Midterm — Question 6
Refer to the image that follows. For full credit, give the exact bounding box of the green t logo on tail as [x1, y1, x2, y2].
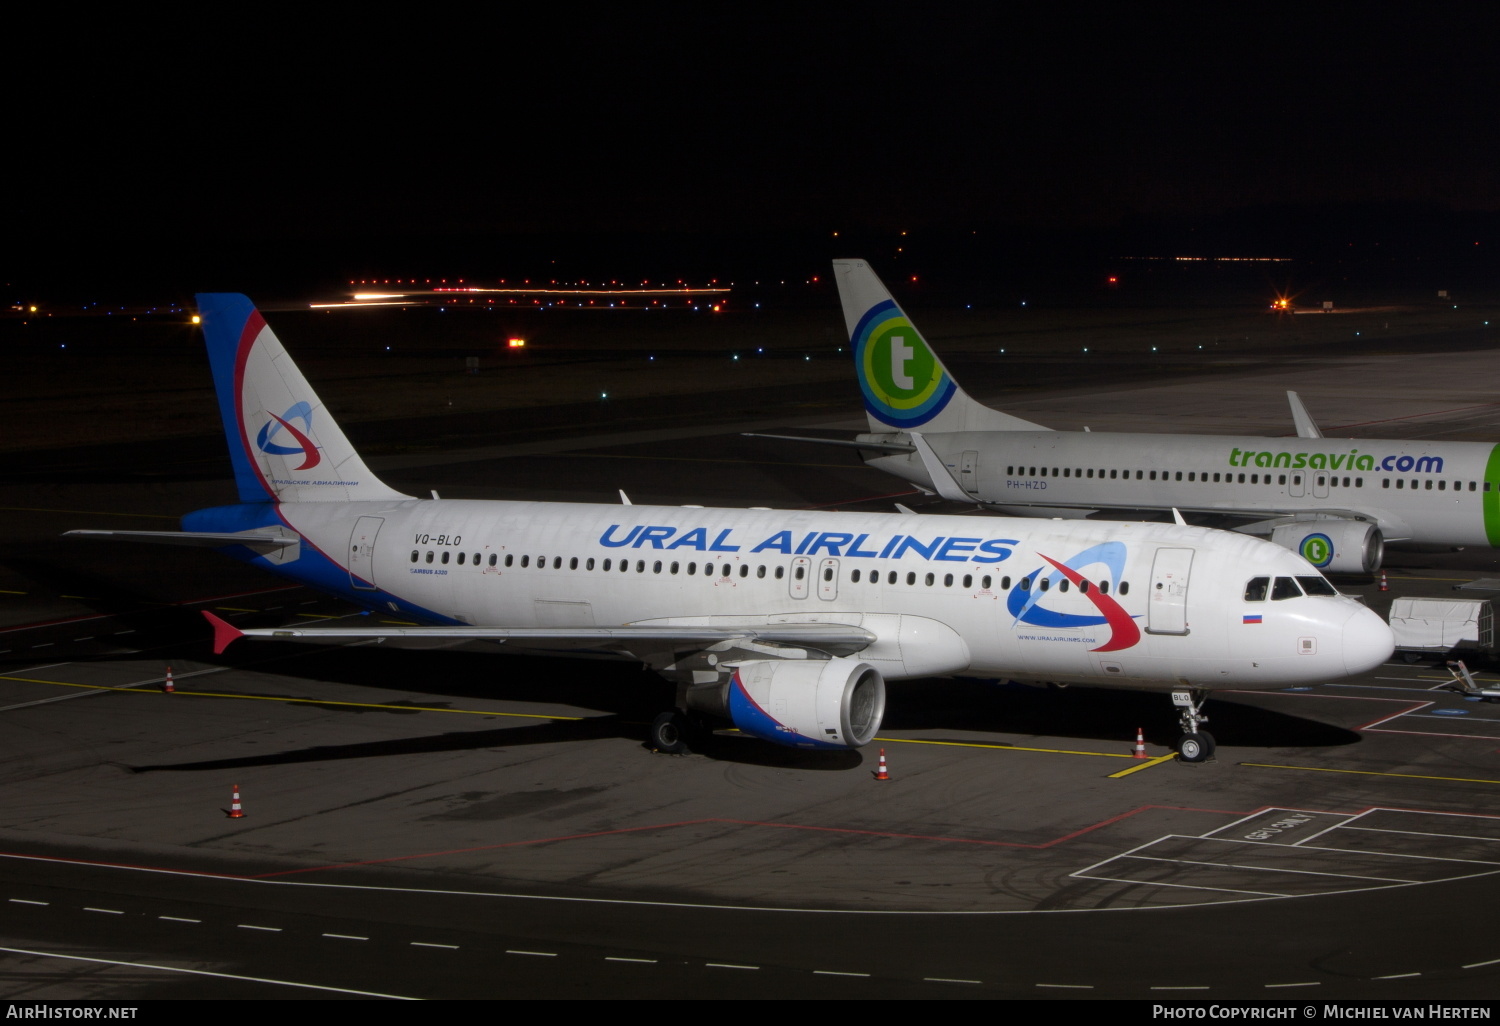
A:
[854, 300, 956, 428]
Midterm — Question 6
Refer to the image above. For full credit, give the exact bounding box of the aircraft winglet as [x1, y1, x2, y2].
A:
[1288, 391, 1323, 439]
[202, 610, 246, 655]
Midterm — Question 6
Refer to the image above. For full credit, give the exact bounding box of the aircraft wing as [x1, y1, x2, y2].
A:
[203, 611, 875, 657]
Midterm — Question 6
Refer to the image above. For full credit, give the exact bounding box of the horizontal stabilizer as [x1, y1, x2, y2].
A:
[65, 529, 296, 552]
[203, 610, 875, 658]
[742, 432, 915, 454]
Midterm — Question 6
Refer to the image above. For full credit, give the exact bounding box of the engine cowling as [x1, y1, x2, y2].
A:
[713, 658, 886, 750]
[1271, 521, 1383, 573]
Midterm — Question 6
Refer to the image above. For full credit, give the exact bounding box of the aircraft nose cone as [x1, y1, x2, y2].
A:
[1343, 604, 1395, 676]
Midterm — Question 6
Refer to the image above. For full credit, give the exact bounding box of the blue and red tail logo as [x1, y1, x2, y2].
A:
[1007, 541, 1142, 652]
[255, 401, 321, 470]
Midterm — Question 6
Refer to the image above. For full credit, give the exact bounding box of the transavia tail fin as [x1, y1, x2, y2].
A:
[832, 259, 1048, 435]
[196, 294, 413, 504]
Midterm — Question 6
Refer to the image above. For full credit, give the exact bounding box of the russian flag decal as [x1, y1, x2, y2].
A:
[1243, 614, 1263, 624]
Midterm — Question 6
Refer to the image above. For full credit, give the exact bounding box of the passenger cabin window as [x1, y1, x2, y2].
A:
[1244, 577, 1269, 602]
[1271, 577, 1303, 601]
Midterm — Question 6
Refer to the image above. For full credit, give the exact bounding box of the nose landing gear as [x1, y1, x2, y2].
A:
[1171, 688, 1215, 763]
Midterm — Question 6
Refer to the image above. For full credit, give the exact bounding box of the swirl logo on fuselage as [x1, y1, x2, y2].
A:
[854, 299, 956, 428]
[1006, 541, 1142, 653]
[255, 401, 321, 470]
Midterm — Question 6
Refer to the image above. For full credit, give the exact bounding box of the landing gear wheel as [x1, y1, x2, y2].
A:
[649, 710, 690, 754]
[1176, 731, 1215, 763]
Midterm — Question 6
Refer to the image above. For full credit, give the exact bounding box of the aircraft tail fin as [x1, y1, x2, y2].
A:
[832, 259, 1048, 434]
[196, 294, 413, 504]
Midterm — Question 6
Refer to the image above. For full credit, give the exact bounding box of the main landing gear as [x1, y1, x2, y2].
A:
[648, 710, 714, 755]
[1171, 688, 1215, 763]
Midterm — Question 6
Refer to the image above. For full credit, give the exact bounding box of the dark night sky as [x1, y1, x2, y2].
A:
[8, 8, 1499, 292]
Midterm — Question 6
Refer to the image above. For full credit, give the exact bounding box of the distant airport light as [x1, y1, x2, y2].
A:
[507, 338, 526, 348]
[191, 314, 201, 324]
[353, 293, 407, 300]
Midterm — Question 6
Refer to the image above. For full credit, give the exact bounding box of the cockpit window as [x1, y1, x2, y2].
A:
[1296, 575, 1338, 597]
[1271, 576, 1304, 600]
[1244, 577, 1269, 602]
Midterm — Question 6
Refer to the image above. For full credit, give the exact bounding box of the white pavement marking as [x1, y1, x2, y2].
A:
[1128, 853, 1425, 885]
[813, 970, 870, 977]
[706, 963, 759, 970]
[323, 933, 368, 940]
[1342, 824, 1500, 846]
[411, 942, 459, 950]
[924, 977, 982, 984]
[1072, 870, 1293, 898]
[84, 907, 123, 914]
[1462, 958, 1500, 969]
[237, 924, 282, 932]
[159, 916, 200, 923]
[1376, 972, 1421, 979]
[605, 957, 657, 963]
[8, 899, 47, 906]
[0, 943, 416, 999]
[506, 950, 555, 957]
[1152, 985, 1209, 990]
[1037, 983, 1093, 989]
[1265, 981, 1320, 988]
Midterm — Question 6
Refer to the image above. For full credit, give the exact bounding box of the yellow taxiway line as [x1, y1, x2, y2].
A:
[1107, 753, 1178, 777]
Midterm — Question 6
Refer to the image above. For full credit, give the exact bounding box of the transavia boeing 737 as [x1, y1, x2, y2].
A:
[67, 294, 1393, 763]
[755, 259, 1500, 575]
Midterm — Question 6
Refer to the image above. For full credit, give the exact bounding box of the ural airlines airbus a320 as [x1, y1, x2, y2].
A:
[757, 259, 1500, 575]
[67, 294, 1393, 762]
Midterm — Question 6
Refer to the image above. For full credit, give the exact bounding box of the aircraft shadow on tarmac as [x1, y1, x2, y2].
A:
[120, 656, 1355, 777]
[882, 678, 1364, 751]
[2, 552, 1359, 766]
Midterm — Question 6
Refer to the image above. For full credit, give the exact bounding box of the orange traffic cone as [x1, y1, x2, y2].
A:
[1379, 571, 1389, 592]
[227, 785, 245, 819]
[873, 748, 890, 781]
[162, 666, 175, 694]
[1132, 727, 1147, 759]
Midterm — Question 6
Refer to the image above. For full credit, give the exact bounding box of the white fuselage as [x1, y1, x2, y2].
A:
[259, 499, 1389, 693]
[871, 431, 1500, 548]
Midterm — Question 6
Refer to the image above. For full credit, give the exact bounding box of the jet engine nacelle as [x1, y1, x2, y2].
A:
[713, 658, 886, 750]
[1271, 521, 1383, 573]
